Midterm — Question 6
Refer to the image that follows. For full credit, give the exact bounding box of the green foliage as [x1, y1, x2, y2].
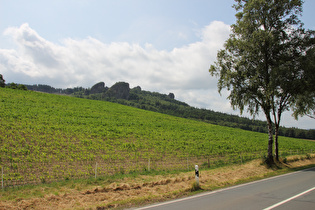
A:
[190, 181, 202, 192]
[288, 23, 315, 120]
[7, 83, 18, 89]
[0, 74, 5, 88]
[18, 84, 28, 90]
[211, 0, 314, 117]
[281, 157, 287, 164]
[260, 154, 274, 168]
[6, 83, 28, 91]
[210, 0, 315, 161]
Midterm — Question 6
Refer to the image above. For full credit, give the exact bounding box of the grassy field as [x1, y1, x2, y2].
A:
[1, 88, 315, 186]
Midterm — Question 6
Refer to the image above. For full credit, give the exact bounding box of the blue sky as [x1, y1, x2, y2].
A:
[0, 0, 314, 129]
[0, 0, 237, 50]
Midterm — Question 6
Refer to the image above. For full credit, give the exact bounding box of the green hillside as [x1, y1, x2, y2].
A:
[24, 82, 315, 140]
[0, 88, 314, 186]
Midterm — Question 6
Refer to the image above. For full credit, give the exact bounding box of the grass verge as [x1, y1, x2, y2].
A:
[0, 155, 314, 210]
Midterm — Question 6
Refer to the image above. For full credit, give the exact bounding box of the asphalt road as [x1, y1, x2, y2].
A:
[135, 167, 315, 210]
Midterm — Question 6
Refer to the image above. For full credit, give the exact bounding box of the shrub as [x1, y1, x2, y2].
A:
[190, 181, 201, 192]
[261, 154, 274, 168]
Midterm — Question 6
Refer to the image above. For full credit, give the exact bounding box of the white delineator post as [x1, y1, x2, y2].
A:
[195, 165, 199, 186]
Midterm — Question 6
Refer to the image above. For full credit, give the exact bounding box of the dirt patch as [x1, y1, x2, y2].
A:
[1, 157, 314, 210]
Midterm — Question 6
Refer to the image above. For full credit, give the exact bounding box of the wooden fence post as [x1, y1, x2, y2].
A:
[187, 157, 189, 171]
[95, 162, 97, 179]
[148, 157, 150, 171]
[2, 166, 3, 190]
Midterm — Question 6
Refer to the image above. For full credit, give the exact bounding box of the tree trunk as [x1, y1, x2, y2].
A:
[274, 110, 282, 162]
[266, 113, 274, 164]
[274, 125, 279, 161]
[275, 120, 280, 161]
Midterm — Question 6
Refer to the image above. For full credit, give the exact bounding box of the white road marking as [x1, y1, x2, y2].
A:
[263, 186, 315, 210]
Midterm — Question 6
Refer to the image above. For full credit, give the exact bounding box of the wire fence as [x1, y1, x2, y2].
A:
[1, 149, 313, 188]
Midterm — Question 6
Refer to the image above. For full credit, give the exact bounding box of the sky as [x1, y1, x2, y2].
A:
[0, 0, 314, 129]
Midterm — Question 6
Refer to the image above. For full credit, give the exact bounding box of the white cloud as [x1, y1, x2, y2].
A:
[0, 22, 313, 129]
[1, 21, 230, 89]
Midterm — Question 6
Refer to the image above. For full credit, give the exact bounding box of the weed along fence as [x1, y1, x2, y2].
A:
[1, 150, 312, 188]
[1, 155, 247, 188]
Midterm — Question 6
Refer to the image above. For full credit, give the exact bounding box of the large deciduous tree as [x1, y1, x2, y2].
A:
[0, 74, 5, 88]
[209, 0, 315, 163]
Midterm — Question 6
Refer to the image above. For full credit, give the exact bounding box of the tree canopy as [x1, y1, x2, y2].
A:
[0, 74, 5, 88]
[210, 0, 315, 163]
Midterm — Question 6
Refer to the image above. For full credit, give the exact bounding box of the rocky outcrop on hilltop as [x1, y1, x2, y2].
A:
[105, 82, 130, 100]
